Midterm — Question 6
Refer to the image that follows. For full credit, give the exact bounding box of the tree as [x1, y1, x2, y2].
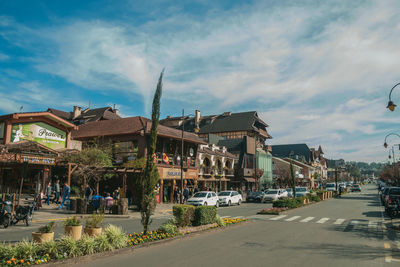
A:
[290, 160, 296, 198]
[62, 146, 113, 194]
[140, 70, 163, 234]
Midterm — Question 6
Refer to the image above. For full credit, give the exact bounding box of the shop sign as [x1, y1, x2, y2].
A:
[21, 155, 56, 165]
[11, 122, 66, 150]
[160, 167, 198, 179]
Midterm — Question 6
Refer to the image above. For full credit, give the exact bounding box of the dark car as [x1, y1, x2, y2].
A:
[385, 187, 400, 212]
[381, 187, 391, 205]
[246, 192, 266, 203]
[351, 184, 361, 192]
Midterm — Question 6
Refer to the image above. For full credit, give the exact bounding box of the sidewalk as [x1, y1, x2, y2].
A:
[31, 202, 175, 223]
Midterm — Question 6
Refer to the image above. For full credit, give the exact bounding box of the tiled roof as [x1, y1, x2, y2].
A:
[271, 144, 311, 163]
[47, 108, 72, 120]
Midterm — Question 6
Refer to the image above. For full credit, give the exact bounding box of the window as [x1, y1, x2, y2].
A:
[113, 141, 139, 164]
[0, 122, 4, 139]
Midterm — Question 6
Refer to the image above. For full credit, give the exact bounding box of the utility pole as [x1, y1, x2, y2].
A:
[335, 162, 338, 192]
[180, 109, 184, 204]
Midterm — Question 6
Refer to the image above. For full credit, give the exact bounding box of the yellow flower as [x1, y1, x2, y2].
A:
[6, 261, 11, 264]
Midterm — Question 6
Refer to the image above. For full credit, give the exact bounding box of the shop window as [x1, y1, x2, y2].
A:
[113, 140, 139, 164]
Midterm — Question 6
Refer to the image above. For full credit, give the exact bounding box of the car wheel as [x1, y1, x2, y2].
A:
[238, 200, 241, 205]
[228, 200, 231, 206]
[204, 202, 208, 206]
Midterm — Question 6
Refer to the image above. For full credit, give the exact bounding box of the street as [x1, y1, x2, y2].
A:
[54, 184, 399, 267]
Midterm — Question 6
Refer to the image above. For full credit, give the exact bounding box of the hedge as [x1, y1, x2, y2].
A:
[309, 195, 321, 202]
[193, 206, 217, 226]
[272, 197, 304, 209]
[172, 205, 195, 227]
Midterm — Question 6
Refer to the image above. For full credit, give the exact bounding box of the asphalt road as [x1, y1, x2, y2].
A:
[70, 184, 400, 267]
[0, 197, 271, 243]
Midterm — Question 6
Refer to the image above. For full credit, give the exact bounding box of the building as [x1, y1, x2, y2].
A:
[48, 106, 121, 126]
[161, 110, 273, 190]
[0, 111, 76, 194]
[272, 157, 303, 188]
[71, 116, 206, 203]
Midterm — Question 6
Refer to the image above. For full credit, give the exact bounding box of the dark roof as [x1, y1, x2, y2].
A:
[72, 117, 206, 144]
[47, 107, 121, 124]
[47, 108, 72, 120]
[271, 144, 311, 163]
[3, 140, 59, 155]
[216, 139, 243, 154]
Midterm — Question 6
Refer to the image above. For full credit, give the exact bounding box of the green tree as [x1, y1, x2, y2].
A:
[140, 71, 163, 234]
[290, 160, 296, 198]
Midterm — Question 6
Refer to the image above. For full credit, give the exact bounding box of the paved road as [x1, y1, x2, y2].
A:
[71, 184, 400, 267]
[0, 198, 271, 242]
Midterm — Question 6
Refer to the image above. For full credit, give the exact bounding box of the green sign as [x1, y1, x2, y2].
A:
[11, 122, 66, 150]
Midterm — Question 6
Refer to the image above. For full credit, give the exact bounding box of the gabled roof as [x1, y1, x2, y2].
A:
[0, 112, 76, 129]
[47, 107, 121, 124]
[47, 108, 72, 121]
[72, 117, 206, 144]
[271, 144, 311, 163]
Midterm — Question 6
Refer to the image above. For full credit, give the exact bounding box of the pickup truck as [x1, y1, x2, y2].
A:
[384, 187, 400, 214]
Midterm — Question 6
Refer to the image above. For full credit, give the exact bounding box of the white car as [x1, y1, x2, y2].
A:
[264, 189, 288, 202]
[218, 191, 242, 206]
[325, 183, 336, 191]
[187, 191, 219, 207]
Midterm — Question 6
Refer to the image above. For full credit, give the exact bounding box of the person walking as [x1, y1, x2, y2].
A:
[173, 187, 179, 203]
[183, 186, 189, 203]
[53, 179, 60, 204]
[45, 182, 52, 205]
[59, 183, 71, 210]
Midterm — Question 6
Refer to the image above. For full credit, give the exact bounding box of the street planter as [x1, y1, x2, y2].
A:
[317, 192, 324, 200]
[32, 232, 54, 243]
[76, 198, 86, 214]
[65, 225, 82, 240]
[84, 227, 102, 237]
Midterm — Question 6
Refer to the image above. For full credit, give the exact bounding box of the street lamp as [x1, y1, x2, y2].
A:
[387, 83, 400, 111]
[383, 133, 400, 148]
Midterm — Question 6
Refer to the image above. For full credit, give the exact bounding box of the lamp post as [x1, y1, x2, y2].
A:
[387, 83, 400, 111]
[383, 133, 400, 148]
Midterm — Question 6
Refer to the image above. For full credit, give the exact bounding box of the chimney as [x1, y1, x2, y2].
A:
[195, 110, 201, 129]
[73, 106, 82, 119]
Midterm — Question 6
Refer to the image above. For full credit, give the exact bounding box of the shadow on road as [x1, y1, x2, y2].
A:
[361, 211, 383, 218]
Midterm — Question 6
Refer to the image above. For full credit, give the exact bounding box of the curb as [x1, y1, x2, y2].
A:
[32, 215, 132, 223]
[47, 220, 251, 266]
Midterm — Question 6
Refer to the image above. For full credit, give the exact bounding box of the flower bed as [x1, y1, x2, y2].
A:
[257, 207, 287, 215]
[222, 218, 248, 225]
[127, 230, 174, 246]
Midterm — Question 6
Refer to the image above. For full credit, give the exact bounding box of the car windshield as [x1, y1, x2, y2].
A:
[266, 190, 278, 194]
[297, 188, 307, 192]
[193, 193, 207, 198]
[218, 192, 231, 196]
[326, 184, 335, 187]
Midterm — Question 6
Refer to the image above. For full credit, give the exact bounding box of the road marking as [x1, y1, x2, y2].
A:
[285, 216, 301, 222]
[270, 215, 287, 221]
[384, 242, 391, 249]
[316, 217, 329, 224]
[334, 219, 345, 225]
[368, 221, 378, 228]
[300, 217, 314, 223]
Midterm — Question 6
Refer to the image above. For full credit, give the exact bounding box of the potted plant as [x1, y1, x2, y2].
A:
[32, 222, 55, 243]
[84, 213, 104, 237]
[64, 216, 82, 240]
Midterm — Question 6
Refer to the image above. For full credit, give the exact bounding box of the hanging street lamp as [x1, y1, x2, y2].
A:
[387, 83, 400, 111]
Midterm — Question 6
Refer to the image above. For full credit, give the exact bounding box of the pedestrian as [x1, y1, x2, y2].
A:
[113, 187, 120, 200]
[183, 186, 189, 203]
[84, 184, 92, 206]
[59, 183, 71, 210]
[105, 193, 114, 214]
[45, 182, 52, 205]
[173, 188, 178, 203]
[53, 179, 60, 204]
[339, 185, 343, 197]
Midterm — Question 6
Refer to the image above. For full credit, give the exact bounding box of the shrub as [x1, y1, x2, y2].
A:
[57, 235, 81, 257]
[14, 240, 38, 260]
[0, 242, 15, 260]
[38, 240, 59, 259]
[104, 225, 127, 249]
[310, 195, 321, 202]
[193, 206, 217, 226]
[38, 222, 56, 233]
[85, 213, 104, 228]
[159, 221, 178, 235]
[172, 204, 195, 227]
[216, 215, 225, 227]
[77, 235, 96, 255]
[272, 197, 303, 209]
[94, 234, 113, 252]
[64, 216, 81, 227]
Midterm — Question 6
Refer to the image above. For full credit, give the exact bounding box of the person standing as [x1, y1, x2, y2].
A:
[59, 183, 71, 210]
[53, 179, 60, 204]
[183, 186, 189, 203]
[173, 187, 178, 203]
[45, 182, 52, 205]
[84, 184, 92, 206]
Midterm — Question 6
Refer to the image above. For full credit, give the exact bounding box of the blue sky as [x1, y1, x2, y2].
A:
[1, 0, 400, 162]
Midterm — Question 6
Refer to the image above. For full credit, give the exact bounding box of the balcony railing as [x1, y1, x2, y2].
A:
[155, 152, 196, 167]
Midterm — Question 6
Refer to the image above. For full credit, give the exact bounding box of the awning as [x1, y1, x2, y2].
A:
[244, 178, 256, 183]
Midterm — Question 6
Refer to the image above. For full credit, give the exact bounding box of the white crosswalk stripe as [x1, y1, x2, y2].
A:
[300, 217, 315, 223]
[316, 217, 330, 224]
[368, 221, 378, 228]
[270, 215, 287, 221]
[349, 220, 359, 225]
[285, 216, 301, 222]
[334, 219, 345, 225]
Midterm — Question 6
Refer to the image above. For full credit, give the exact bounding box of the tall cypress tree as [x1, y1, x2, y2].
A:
[141, 70, 163, 234]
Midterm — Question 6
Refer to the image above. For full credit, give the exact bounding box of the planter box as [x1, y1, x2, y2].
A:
[65, 225, 82, 240]
[32, 232, 54, 243]
[84, 227, 102, 237]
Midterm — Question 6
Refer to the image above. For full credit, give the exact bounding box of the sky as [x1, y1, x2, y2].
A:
[0, 0, 400, 163]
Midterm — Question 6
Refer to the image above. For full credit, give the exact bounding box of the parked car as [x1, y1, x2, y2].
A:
[218, 191, 242, 206]
[325, 183, 336, 191]
[380, 187, 390, 205]
[351, 184, 361, 192]
[384, 187, 400, 214]
[187, 191, 219, 207]
[246, 192, 266, 203]
[295, 187, 309, 197]
[263, 189, 288, 202]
